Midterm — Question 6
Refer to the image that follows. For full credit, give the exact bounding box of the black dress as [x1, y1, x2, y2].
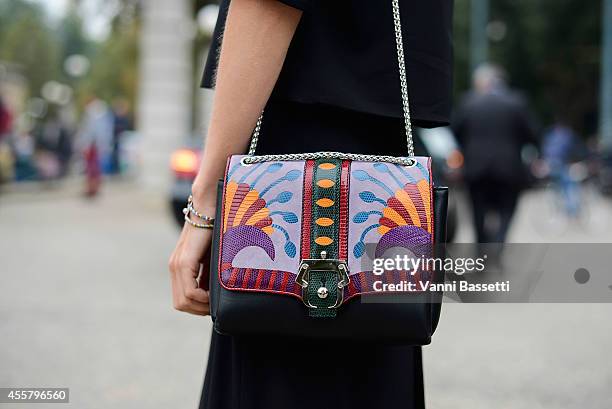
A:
[199, 1, 453, 408]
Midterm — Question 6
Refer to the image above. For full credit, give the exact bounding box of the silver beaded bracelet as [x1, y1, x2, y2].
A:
[183, 195, 215, 229]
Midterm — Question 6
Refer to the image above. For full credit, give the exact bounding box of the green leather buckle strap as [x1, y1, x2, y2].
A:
[309, 159, 340, 318]
[310, 159, 341, 260]
[306, 270, 339, 318]
[296, 253, 349, 318]
[296, 158, 350, 318]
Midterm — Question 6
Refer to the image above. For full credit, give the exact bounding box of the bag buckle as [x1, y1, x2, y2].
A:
[296, 251, 350, 309]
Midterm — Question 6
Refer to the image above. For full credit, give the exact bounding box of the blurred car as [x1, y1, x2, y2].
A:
[170, 144, 202, 226]
[170, 130, 460, 242]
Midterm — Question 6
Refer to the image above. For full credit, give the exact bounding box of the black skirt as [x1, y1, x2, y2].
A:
[199, 101, 426, 409]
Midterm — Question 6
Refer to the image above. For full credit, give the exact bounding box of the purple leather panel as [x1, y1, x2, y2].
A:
[221, 156, 304, 275]
[347, 158, 433, 275]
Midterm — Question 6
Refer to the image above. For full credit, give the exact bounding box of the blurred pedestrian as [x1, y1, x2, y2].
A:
[452, 64, 537, 243]
[542, 120, 581, 217]
[0, 96, 12, 141]
[110, 98, 133, 175]
[78, 96, 113, 197]
[36, 110, 72, 179]
[12, 131, 37, 181]
[0, 96, 15, 183]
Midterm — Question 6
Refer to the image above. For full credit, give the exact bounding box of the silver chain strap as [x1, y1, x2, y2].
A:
[247, 114, 263, 156]
[392, 0, 414, 157]
[244, 0, 414, 164]
[241, 151, 415, 166]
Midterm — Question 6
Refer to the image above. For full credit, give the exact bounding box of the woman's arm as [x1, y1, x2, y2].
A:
[169, 0, 302, 316]
[193, 0, 302, 214]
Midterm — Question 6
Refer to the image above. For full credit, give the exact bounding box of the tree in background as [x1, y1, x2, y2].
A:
[453, 0, 601, 137]
[59, 4, 93, 71]
[72, 0, 139, 116]
[0, 1, 61, 98]
[0, 0, 140, 115]
[77, 14, 140, 112]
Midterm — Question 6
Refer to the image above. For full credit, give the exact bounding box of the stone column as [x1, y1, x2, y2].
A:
[138, 0, 194, 190]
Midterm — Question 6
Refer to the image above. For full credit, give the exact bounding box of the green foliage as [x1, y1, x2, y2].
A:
[0, 0, 43, 39]
[0, 0, 140, 120]
[454, 0, 602, 135]
[0, 6, 61, 98]
[527, 0, 601, 133]
[59, 7, 93, 64]
[77, 18, 140, 111]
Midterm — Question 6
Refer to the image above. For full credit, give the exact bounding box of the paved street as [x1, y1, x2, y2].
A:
[0, 180, 210, 409]
[1, 180, 611, 409]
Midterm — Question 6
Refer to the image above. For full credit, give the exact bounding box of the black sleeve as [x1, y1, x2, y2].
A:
[201, 0, 230, 89]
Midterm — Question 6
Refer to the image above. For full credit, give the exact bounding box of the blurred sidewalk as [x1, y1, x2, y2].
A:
[0, 181, 611, 409]
[0, 179, 212, 409]
[429, 187, 612, 408]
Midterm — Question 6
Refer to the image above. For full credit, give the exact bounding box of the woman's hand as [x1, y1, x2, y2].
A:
[169, 221, 213, 316]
